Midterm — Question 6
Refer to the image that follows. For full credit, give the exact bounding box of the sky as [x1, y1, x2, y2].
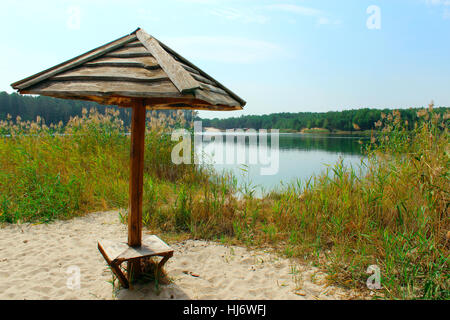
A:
[1, 0, 449, 119]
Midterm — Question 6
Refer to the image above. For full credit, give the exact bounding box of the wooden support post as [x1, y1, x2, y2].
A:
[128, 100, 146, 247]
[127, 100, 146, 281]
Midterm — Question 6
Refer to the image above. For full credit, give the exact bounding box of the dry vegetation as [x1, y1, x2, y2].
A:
[0, 105, 448, 299]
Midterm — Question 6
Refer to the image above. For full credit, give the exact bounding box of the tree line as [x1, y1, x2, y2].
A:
[199, 107, 449, 132]
[1, 91, 447, 132]
[0, 91, 196, 128]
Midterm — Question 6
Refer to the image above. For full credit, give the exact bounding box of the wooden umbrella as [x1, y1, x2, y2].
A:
[11, 28, 245, 287]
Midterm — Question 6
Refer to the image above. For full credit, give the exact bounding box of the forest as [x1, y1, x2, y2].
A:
[201, 107, 449, 132]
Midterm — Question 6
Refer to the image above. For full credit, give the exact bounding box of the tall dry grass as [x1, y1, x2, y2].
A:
[0, 108, 211, 223]
[138, 105, 449, 299]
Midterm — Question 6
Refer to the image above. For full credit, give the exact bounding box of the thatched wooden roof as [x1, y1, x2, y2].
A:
[11, 28, 245, 111]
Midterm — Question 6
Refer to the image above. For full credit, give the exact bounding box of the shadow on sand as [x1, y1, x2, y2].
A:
[116, 282, 191, 300]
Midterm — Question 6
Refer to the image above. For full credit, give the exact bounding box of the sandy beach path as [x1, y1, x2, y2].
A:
[0, 211, 359, 300]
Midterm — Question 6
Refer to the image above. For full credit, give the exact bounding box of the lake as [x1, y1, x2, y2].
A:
[197, 132, 367, 194]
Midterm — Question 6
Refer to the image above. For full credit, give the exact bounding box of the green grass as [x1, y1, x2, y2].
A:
[0, 106, 448, 299]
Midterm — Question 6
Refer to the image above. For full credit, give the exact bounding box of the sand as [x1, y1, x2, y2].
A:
[0, 211, 360, 300]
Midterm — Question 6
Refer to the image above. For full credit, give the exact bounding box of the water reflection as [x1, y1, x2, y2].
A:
[276, 133, 365, 154]
[197, 132, 367, 193]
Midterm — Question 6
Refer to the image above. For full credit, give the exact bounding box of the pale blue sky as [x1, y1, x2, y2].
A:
[1, 0, 449, 118]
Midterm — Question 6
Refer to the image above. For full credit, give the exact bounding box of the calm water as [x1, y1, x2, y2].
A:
[197, 132, 367, 193]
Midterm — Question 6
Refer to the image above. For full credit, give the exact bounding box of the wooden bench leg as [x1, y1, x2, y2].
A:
[158, 254, 171, 269]
[127, 258, 142, 285]
[98, 243, 129, 288]
[111, 262, 129, 289]
[156, 252, 173, 279]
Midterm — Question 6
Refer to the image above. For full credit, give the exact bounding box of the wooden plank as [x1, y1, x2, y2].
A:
[17, 89, 242, 110]
[180, 63, 200, 75]
[86, 57, 158, 66]
[148, 102, 241, 111]
[85, 61, 161, 70]
[136, 29, 200, 94]
[98, 236, 174, 262]
[12, 34, 137, 90]
[124, 43, 144, 48]
[190, 72, 216, 85]
[164, 104, 241, 111]
[98, 236, 174, 288]
[98, 240, 128, 261]
[27, 94, 136, 107]
[107, 46, 150, 55]
[156, 38, 246, 107]
[195, 89, 240, 107]
[199, 82, 228, 95]
[52, 65, 168, 82]
[124, 40, 144, 48]
[85, 57, 161, 70]
[50, 75, 169, 83]
[125, 40, 142, 45]
[104, 45, 153, 58]
[98, 241, 129, 288]
[25, 79, 182, 97]
[105, 52, 153, 58]
[120, 236, 173, 260]
[128, 101, 146, 248]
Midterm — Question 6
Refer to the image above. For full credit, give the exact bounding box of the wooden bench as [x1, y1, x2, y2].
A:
[98, 235, 174, 288]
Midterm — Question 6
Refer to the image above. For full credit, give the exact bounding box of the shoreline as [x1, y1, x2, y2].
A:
[200, 127, 376, 136]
